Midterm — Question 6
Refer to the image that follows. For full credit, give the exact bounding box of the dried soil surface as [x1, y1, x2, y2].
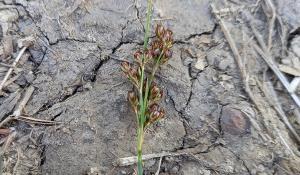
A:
[1, 0, 300, 175]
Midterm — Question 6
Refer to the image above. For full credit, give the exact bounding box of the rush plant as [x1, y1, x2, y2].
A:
[120, 0, 174, 174]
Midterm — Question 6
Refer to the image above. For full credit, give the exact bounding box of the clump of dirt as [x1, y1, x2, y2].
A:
[0, 0, 300, 174]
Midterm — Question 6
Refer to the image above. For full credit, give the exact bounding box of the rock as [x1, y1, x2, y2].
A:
[194, 55, 207, 71]
[87, 167, 99, 175]
[0, 9, 18, 23]
[221, 107, 251, 136]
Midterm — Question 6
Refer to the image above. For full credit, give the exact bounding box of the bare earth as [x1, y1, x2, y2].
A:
[1, 0, 300, 174]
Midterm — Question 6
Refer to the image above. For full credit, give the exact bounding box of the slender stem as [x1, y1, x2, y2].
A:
[137, 0, 153, 174]
[148, 52, 164, 86]
[137, 125, 144, 174]
[138, 67, 145, 124]
[142, 52, 164, 112]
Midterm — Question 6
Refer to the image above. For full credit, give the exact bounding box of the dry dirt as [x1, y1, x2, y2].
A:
[1, 0, 300, 175]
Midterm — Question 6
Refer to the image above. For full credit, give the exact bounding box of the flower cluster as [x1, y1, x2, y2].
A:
[121, 24, 174, 128]
[121, 62, 140, 89]
[151, 25, 173, 63]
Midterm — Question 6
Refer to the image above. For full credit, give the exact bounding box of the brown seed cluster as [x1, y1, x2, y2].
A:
[121, 24, 174, 127]
[151, 24, 173, 63]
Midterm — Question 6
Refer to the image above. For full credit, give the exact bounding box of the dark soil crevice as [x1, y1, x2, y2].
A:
[174, 23, 218, 44]
[188, 23, 217, 40]
[48, 37, 97, 46]
[90, 59, 106, 82]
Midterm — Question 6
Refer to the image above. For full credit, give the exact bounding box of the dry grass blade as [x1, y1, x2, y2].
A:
[17, 116, 60, 125]
[0, 47, 27, 95]
[115, 152, 184, 166]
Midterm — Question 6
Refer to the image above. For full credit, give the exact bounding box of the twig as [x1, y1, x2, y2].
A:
[155, 157, 163, 175]
[17, 116, 60, 125]
[115, 152, 186, 166]
[0, 47, 27, 94]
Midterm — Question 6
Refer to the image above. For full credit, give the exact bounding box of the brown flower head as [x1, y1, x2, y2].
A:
[134, 50, 143, 65]
[149, 25, 174, 64]
[149, 83, 163, 104]
[128, 90, 138, 114]
[145, 103, 165, 126]
[155, 24, 165, 39]
[121, 62, 140, 88]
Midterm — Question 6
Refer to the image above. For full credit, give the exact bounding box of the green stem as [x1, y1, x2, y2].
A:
[148, 51, 164, 86]
[137, 0, 153, 174]
[142, 51, 164, 112]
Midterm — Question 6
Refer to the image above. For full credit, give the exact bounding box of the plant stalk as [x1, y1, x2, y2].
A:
[137, 0, 153, 174]
[142, 51, 164, 111]
[137, 124, 144, 174]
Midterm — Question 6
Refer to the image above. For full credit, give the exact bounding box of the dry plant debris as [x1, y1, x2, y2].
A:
[211, 0, 300, 158]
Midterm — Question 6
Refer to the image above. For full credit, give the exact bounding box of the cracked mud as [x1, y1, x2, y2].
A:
[1, 0, 300, 174]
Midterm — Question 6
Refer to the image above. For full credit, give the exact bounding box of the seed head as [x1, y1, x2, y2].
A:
[145, 103, 165, 126]
[128, 91, 138, 114]
[155, 24, 165, 39]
